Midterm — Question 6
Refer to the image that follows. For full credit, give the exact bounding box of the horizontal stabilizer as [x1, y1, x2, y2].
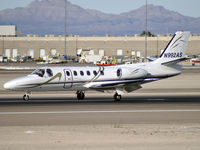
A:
[161, 57, 189, 65]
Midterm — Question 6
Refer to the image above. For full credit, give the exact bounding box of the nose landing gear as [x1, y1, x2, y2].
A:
[23, 94, 29, 101]
[23, 91, 31, 101]
[76, 91, 85, 100]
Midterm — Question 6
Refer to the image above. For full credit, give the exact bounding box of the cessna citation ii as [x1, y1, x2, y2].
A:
[4, 31, 190, 101]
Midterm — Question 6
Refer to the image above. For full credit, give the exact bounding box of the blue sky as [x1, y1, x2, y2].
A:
[0, 0, 199, 17]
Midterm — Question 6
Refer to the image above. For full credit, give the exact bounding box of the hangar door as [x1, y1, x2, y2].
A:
[117, 49, 123, 56]
[51, 49, 57, 56]
[40, 49, 45, 58]
[28, 49, 34, 58]
[12, 49, 18, 58]
[99, 49, 105, 56]
[5, 49, 10, 58]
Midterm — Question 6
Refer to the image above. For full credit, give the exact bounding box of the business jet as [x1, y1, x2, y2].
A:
[4, 31, 190, 101]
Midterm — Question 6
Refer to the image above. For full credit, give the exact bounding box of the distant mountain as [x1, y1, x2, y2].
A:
[0, 0, 199, 36]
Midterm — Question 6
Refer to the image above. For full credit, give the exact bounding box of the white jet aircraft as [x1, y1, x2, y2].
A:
[4, 31, 190, 101]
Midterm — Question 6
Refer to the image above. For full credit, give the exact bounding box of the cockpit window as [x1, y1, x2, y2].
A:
[46, 68, 53, 77]
[31, 69, 45, 77]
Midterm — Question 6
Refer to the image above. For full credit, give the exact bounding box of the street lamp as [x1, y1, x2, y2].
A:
[144, 0, 147, 62]
[64, 0, 67, 56]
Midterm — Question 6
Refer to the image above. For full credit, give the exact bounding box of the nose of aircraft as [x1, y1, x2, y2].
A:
[4, 76, 30, 90]
[4, 80, 16, 90]
[3, 82, 9, 89]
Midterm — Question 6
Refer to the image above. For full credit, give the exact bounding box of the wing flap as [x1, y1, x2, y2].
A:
[84, 79, 143, 93]
[124, 83, 142, 93]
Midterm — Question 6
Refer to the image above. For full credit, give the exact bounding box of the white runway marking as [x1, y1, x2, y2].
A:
[25, 130, 35, 134]
[0, 109, 200, 115]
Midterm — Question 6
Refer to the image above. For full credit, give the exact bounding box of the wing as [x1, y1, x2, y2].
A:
[83, 79, 143, 93]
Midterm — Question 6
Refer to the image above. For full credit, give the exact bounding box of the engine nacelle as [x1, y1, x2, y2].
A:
[116, 67, 148, 79]
[129, 68, 148, 79]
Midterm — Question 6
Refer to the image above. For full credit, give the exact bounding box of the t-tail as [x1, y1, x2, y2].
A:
[155, 31, 190, 65]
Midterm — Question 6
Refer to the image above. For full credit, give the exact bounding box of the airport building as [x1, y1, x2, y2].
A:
[0, 25, 18, 37]
[0, 33, 200, 59]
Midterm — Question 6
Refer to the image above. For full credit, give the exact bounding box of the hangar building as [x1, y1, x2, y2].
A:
[0, 34, 199, 59]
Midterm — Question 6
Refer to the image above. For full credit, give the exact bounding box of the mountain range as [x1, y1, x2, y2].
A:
[0, 0, 199, 36]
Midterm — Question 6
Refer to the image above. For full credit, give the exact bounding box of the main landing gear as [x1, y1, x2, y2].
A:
[76, 91, 85, 100]
[76, 91, 121, 101]
[114, 92, 122, 101]
[23, 91, 31, 101]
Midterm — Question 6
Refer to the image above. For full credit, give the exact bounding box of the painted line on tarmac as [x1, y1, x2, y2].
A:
[0, 109, 200, 115]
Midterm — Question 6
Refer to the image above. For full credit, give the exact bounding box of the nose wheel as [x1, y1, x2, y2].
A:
[114, 92, 121, 101]
[23, 91, 31, 101]
[76, 91, 85, 100]
[23, 94, 30, 101]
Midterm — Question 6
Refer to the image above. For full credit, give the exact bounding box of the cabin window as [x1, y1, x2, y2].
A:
[93, 70, 97, 76]
[80, 71, 84, 76]
[66, 71, 70, 76]
[46, 68, 53, 77]
[100, 70, 104, 75]
[117, 68, 122, 77]
[73, 71, 77, 76]
[31, 69, 45, 77]
[87, 71, 90, 76]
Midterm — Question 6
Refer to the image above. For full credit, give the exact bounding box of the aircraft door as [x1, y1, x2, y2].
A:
[64, 69, 73, 88]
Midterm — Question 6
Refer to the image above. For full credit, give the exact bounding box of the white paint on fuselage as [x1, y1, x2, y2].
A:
[4, 61, 181, 92]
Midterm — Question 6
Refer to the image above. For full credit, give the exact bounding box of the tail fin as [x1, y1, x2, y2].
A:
[156, 31, 190, 65]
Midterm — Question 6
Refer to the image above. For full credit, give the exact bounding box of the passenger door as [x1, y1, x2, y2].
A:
[63, 69, 73, 88]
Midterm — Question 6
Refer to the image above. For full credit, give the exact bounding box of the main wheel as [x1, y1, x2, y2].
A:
[23, 94, 29, 101]
[114, 93, 121, 101]
[77, 91, 85, 100]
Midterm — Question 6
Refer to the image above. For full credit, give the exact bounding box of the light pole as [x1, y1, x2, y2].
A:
[2, 36, 4, 56]
[76, 35, 78, 52]
[144, 0, 147, 62]
[157, 36, 159, 57]
[64, 0, 67, 56]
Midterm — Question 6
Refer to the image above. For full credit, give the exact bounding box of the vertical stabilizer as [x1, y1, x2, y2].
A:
[156, 31, 190, 65]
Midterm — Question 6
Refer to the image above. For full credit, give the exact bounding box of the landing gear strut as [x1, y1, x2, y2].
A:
[114, 92, 121, 101]
[76, 91, 85, 100]
[23, 91, 31, 101]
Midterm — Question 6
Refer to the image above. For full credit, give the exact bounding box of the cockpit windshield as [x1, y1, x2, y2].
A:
[31, 68, 53, 78]
[31, 69, 45, 77]
[46, 68, 53, 77]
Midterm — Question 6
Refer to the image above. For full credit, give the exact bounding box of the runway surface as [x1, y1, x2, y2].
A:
[0, 95, 200, 150]
[0, 95, 200, 126]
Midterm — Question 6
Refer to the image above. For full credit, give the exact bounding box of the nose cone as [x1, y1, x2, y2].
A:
[4, 82, 9, 89]
[4, 80, 15, 90]
[4, 76, 31, 90]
